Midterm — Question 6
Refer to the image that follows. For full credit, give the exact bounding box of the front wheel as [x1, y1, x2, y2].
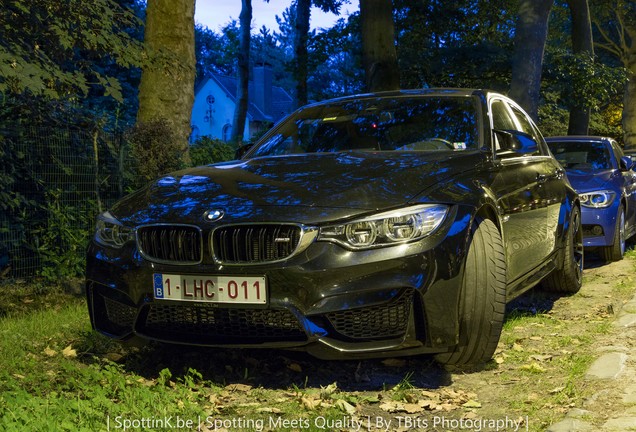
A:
[435, 218, 506, 367]
[599, 205, 625, 262]
[542, 206, 583, 293]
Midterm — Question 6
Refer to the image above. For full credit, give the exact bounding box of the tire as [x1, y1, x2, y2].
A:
[599, 205, 625, 262]
[542, 206, 583, 293]
[435, 218, 506, 367]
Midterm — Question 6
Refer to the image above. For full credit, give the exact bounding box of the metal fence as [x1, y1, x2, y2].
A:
[1, 127, 128, 278]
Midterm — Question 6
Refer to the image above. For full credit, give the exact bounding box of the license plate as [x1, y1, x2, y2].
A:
[153, 273, 266, 304]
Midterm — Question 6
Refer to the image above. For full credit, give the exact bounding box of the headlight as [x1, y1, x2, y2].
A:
[579, 190, 616, 208]
[95, 211, 134, 248]
[318, 204, 448, 250]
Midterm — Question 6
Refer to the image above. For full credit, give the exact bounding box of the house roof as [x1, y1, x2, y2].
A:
[196, 73, 293, 123]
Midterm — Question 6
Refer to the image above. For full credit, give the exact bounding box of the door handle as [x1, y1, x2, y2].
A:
[538, 169, 564, 183]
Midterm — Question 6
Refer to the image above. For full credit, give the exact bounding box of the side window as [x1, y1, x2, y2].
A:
[610, 140, 626, 169]
[491, 100, 516, 131]
[510, 106, 534, 135]
[610, 140, 624, 159]
[490, 100, 518, 159]
[491, 100, 516, 154]
[509, 106, 543, 156]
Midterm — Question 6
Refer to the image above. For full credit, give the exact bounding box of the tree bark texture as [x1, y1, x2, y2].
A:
[624, 50, 636, 149]
[360, 0, 400, 92]
[138, 0, 196, 154]
[509, 0, 553, 121]
[566, 0, 594, 135]
[293, 0, 311, 108]
[231, 0, 252, 145]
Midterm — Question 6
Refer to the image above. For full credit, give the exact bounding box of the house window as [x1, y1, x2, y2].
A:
[189, 125, 200, 144]
[222, 124, 232, 142]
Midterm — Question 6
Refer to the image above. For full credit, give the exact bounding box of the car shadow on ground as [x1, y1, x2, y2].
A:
[113, 342, 453, 392]
[504, 250, 609, 322]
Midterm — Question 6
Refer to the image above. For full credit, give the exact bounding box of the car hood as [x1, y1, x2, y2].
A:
[565, 168, 615, 193]
[112, 151, 484, 225]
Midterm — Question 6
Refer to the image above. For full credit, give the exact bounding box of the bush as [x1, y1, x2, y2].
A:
[126, 119, 187, 187]
[189, 137, 235, 167]
[35, 190, 92, 283]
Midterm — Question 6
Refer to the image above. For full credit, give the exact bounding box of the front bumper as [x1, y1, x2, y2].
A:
[86, 206, 471, 359]
[581, 202, 619, 247]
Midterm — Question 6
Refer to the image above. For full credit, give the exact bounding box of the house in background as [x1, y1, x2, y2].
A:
[190, 64, 293, 143]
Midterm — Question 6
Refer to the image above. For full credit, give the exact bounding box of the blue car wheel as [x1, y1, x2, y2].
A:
[600, 205, 625, 262]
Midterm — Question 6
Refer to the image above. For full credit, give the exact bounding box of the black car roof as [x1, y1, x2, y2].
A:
[301, 88, 492, 109]
[545, 136, 614, 144]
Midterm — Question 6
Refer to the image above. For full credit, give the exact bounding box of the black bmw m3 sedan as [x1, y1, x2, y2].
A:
[86, 89, 582, 366]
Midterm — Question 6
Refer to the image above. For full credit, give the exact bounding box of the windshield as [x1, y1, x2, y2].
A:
[547, 141, 611, 170]
[250, 96, 479, 157]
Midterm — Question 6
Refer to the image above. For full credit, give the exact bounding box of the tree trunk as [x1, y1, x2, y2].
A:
[509, 0, 553, 121]
[624, 52, 636, 149]
[566, 0, 594, 135]
[293, 0, 311, 108]
[138, 0, 196, 159]
[231, 0, 252, 145]
[360, 0, 400, 92]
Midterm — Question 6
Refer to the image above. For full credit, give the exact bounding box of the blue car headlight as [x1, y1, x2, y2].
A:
[579, 190, 616, 208]
[95, 211, 134, 248]
[318, 204, 449, 250]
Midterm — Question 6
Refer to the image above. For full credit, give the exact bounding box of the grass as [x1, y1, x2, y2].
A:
[1, 259, 635, 432]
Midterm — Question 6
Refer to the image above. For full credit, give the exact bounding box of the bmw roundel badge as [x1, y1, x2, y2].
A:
[204, 209, 224, 222]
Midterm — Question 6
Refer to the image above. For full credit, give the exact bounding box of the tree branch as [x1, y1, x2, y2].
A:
[593, 16, 626, 63]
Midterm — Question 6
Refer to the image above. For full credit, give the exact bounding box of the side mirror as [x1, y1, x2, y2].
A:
[493, 129, 538, 155]
[234, 143, 255, 160]
[620, 155, 634, 171]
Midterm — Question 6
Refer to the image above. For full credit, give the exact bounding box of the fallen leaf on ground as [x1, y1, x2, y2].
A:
[418, 399, 440, 410]
[226, 383, 252, 392]
[301, 396, 321, 410]
[257, 407, 281, 414]
[462, 400, 482, 408]
[403, 403, 423, 414]
[379, 401, 404, 413]
[320, 382, 338, 399]
[530, 354, 552, 362]
[549, 386, 565, 394]
[287, 363, 302, 372]
[335, 399, 356, 415]
[421, 390, 439, 400]
[104, 352, 123, 362]
[62, 345, 77, 358]
[520, 362, 546, 373]
[43, 347, 56, 357]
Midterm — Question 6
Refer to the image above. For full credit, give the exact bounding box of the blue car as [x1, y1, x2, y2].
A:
[546, 136, 636, 261]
